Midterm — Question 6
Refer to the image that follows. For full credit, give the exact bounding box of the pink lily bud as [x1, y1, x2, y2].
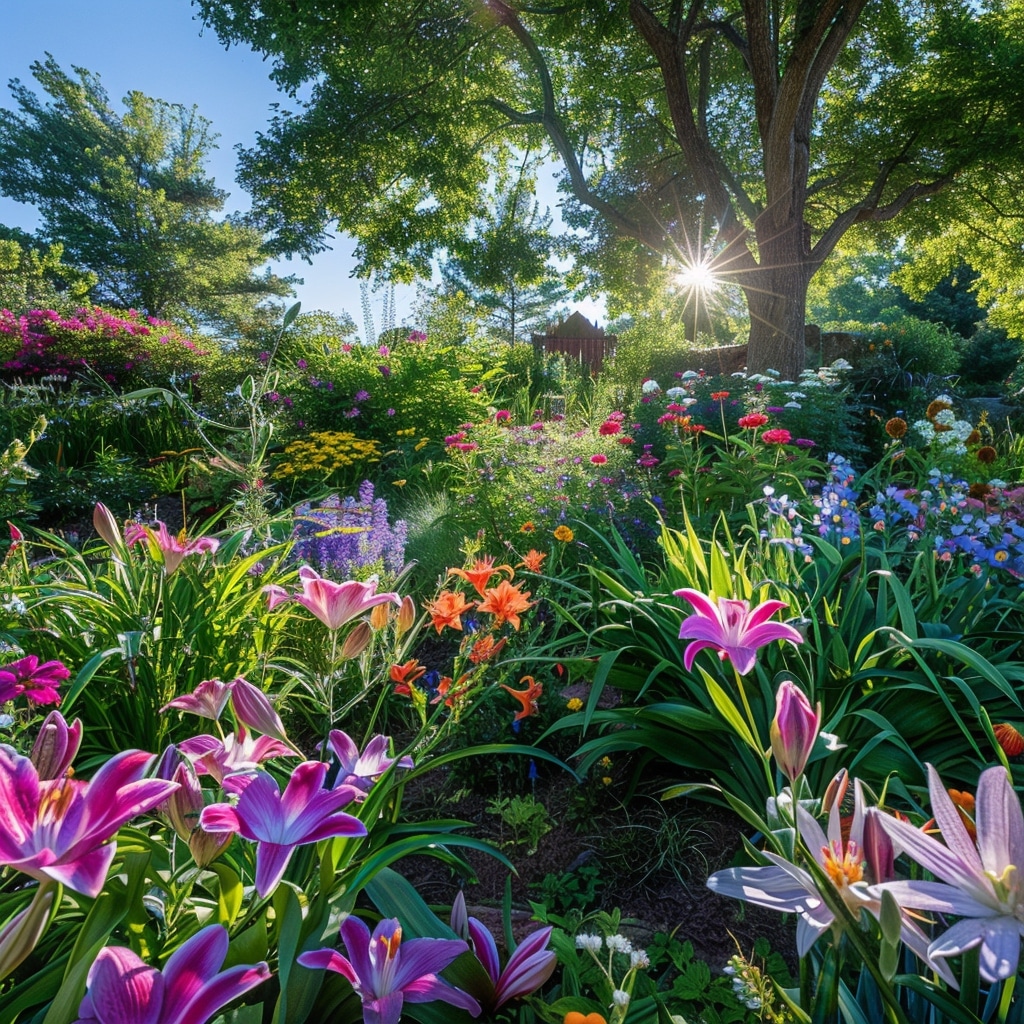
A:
[862, 806, 895, 884]
[822, 767, 850, 815]
[341, 620, 373, 660]
[92, 502, 121, 550]
[188, 823, 233, 869]
[769, 680, 820, 781]
[450, 890, 469, 940]
[165, 762, 204, 843]
[229, 677, 288, 742]
[0, 884, 56, 981]
[30, 711, 82, 780]
[396, 595, 416, 636]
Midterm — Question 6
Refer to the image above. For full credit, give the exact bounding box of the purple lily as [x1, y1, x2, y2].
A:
[263, 567, 400, 631]
[73, 924, 269, 1024]
[178, 726, 295, 784]
[450, 891, 556, 1010]
[0, 746, 178, 898]
[876, 764, 1024, 982]
[707, 780, 956, 984]
[327, 730, 414, 796]
[30, 710, 82, 780]
[298, 916, 480, 1024]
[199, 761, 367, 897]
[674, 589, 803, 675]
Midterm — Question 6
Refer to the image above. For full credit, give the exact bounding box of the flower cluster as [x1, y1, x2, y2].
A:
[291, 482, 407, 580]
[272, 430, 382, 482]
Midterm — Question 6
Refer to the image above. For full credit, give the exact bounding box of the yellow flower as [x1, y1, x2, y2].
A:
[566, 697, 583, 711]
[553, 525, 574, 543]
[392, 479, 407, 487]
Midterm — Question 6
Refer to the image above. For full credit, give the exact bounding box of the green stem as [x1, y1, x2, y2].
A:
[733, 667, 776, 801]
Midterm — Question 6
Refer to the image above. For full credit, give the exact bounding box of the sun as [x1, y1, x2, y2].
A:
[674, 260, 719, 293]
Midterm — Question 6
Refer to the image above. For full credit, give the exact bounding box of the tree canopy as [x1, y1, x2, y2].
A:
[0, 57, 294, 335]
[195, 0, 1024, 375]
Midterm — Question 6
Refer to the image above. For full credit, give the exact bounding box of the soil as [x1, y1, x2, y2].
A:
[397, 760, 796, 972]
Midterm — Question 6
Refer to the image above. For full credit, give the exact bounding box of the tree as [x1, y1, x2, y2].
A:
[436, 157, 570, 344]
[0, 227, 95, 313]
[0, 57, 294, 334]
[195, 0, 1024, 376]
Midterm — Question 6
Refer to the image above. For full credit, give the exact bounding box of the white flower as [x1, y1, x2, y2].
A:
[784, 401, 802, 409]
[612, 989, 631, 1007]
[642, 379, 661, 393]
[630, 949, 650, 969]
[786, 391, 807, 399]
[679, 370, 700, 380]
[575, 934, 603, 951]
[665, 387, 686, 398]
[605, 934, 633, 954]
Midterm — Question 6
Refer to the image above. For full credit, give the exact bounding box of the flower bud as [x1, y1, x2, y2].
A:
[30, 711, 82, 780]
[92, 502, 122, 550]
[396, 595, 416, 636]
[230, 677, 287, 742]
[0, 885, 56, 981]
[165, 762, 204, 843]
[189, 826, 232, 869]
[370, 603, 391, 630]
[769, 680, 820, 781]
[341, 620, 373, 660]
[822, 768, 850, 815]
[862, 806, 895, 884]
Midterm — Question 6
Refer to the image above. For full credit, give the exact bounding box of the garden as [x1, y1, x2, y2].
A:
[2, 294, 1024, 1024]
[5, 0, 1024, 1020]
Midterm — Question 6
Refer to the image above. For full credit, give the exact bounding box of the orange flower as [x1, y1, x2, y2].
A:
[431, 672, 473, 707]
[947, 788, 978, 842]
[424, 590, 475, 634]
[468, 634, 507, 665]
[390, 659, 426, 690]
[710, 390, 730, 401]
[884, 417, 908, 439]
[977, 445, 997, 465]
[520, 521, 535, 533]
[448, 555, 513, 597]
[564, 1013, 607, 1024]
[926, 399, 953, 421]
[553, 525, 574, 543]
[994, 723, 1024, 757]
[501, 675, 543, 720]
[517, 549, 547, 573]
[477, 580, 533, 630]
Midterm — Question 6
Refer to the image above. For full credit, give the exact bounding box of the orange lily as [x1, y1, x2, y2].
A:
[501, 676, 543, 721]
[469, 635, 507, 665]
[448, 555, 514, 597]
[424, 590, 475, 634]
[431, 673, 474, 708]
[517, 549, 547, 573]
[478, 580, 533, 631]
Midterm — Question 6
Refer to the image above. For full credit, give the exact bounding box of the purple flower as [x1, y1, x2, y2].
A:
[200, 762, 367, 897]
[73, 924, 269, 1024]
[354, 390, 371, 402]
[178, 727, 294, 784]
[0, 655, 69, 706]
[876, 764, 1024, 982]
[675, 589, 803, 675]
[297, 358, 307, 369]
[450, 891, 556, 1010]
[327, 730, 414, 795]
[298, 916, 479, 1024]
[769, 680, 820, 781]
[378, 365, 391, 377]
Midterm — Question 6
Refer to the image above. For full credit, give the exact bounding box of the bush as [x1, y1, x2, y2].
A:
[960, 322, 1023, 387]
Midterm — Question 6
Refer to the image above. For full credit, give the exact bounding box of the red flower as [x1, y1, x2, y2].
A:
[598, 420, 621, 436]
[761, 428, 792, 445]
[711, 391, 730, 401]
[738, 413, 769, 429]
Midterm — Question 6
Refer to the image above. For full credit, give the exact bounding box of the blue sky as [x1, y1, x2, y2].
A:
[0, 1, 605, 331]
[0, 0, 456, 328]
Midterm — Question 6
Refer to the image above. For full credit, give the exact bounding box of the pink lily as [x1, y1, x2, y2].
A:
[298, 916, 480, 1024]
[674, 588, 803, 675]
[124, 520, 219, 576]
[0, 655, 69, 706]
[0, 746, 178, 898]
[178, 727, 295, 784]
[73, 923, 269, 1024]
[200, 761, 367, 897]
[876, 764, 1024, 982]
[707, 780, 956, 984]
[161, 679, 234, 720]
[263, 567, 400, 631]
[327, 729, 414, 796]
[450, 891, 556, 1010]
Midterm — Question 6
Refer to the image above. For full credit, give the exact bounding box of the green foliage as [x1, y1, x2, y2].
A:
[0, 230, 94, 313]
[959, 323, 1022, 388]
[486, 793, 554, 854]
[0, 57, 293, 334]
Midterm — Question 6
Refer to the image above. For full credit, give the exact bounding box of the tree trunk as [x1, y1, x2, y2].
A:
[743, 221, 812, 379]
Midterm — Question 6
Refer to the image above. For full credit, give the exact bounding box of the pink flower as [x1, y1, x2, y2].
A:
[589, 454, 608, 465]
[675, 588, 803, 675]
[124, 521, 219, 575]
[327, 730, 414, 796]
[200, 762, 367, 897]
[495, 410, 512, 422]
[30, 710, 82, 780]
[761, 428, 792, 445]
[598, 420, 621, 436]
[769, 680, 820, 780]
[178, 727, 295, 784]
[263, 567, 400, 631]
[74, 924, 269, 1024]
[161, 679, 233, 720]
[0, 747, 178, 897]
[0, 655, 69, 706]
[738, 412, 769, 429]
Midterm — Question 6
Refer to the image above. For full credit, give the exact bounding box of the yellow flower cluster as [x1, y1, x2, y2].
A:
[273, 431, 381, 479]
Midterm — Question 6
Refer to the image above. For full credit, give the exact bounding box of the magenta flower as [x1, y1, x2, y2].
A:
[0, 655, 69, 706]
[769, 680, 820, 781]
[178, 726, 295, 784]
[73, 924, 269, 1024]
[298, 916, 479, 1024]
[674, 589, 803, 675]
[450, 891, 556, 1010]
[161, 679, 233, 721]
[200, 761, 367, 897]
[875, 764, 1024, 982]
[327, 729, 414, 796]
[124, 520, 219, 575]
[263, 567, 400, 631]
[0, 747, 178, 897]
